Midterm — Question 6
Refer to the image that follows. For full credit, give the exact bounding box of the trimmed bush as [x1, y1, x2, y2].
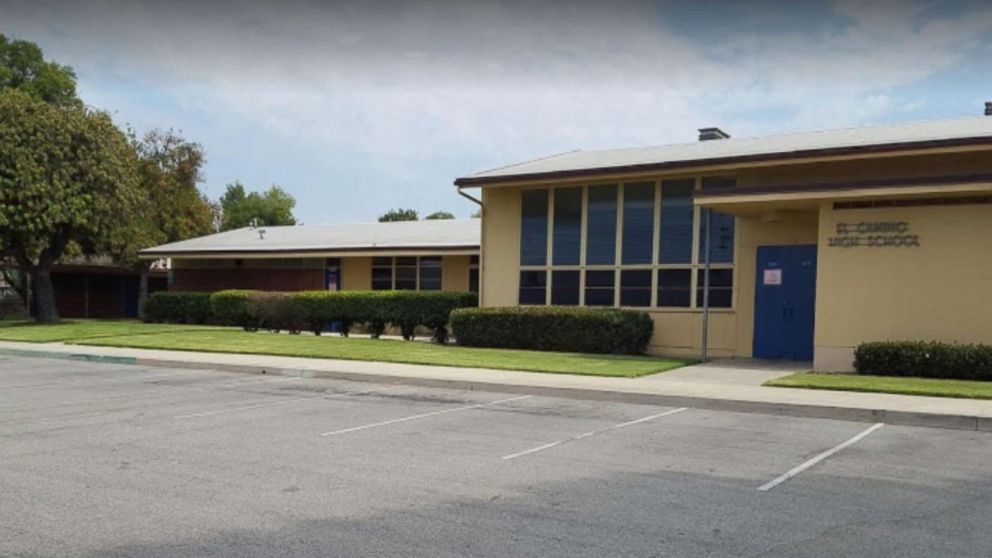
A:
[143, 291, 212, 324]
[289, 291, 377, 337]
[209, 290, 262, 331]
[379, 291, 479, 342]
[854, 341, 992, 380]
[450, 306, 653, 355]
[251, 292, 305, 334]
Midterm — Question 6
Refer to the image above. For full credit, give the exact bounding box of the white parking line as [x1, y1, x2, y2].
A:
[758, 422, 885, 492]
[502, 407, 688, 461]
[320, 395, 532, 437]
[173, 395, 323, 419]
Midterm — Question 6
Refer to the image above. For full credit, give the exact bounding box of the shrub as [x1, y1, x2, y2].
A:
[210, 290, 262, 331]
[854, 341, 992, 380]
[450, 306, 653, 355]
[289, 291, 375, 336]
[251, 292, 305, 334]
[143, 291, 212, 324]
[379, 291, 478, 342]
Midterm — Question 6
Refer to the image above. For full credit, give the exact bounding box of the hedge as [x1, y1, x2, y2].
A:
[208, 289, 477, 341]
[450, 306, 654, 355]
[854, 341, 992, 381]
[143, 292, 213, 324]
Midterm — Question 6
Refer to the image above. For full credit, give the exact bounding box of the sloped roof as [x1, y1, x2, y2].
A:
[140, 219, 480, 257]
[455, 116, 992, 186]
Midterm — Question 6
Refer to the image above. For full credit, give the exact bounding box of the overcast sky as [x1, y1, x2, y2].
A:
[2, 0, 990, 224]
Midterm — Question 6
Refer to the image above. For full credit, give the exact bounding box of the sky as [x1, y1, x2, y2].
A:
[1, 0, 990, 224]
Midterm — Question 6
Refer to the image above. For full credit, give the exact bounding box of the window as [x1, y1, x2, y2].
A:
[620, 270, 651, 307]
[659, 179, 694, 264]
[621, 182, 655, 265]
[419, 256, 442, 290]
[584, 270, 615, 307]
[698, 177, 736, 264]
[520, 189, 549, 265]
[551, 270, 580, 305]
[696, 268, 733, 308]
[519, 271, 547, 305]
[468, 255, 479, 294]
[585, 185, 617, 265]
[395, 257, 417, 290]
[553, 188, 582, 265]
[657, 269, 691, 308]
[372, 257, 393, 290]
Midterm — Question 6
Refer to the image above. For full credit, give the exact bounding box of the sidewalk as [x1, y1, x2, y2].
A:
[1, 340, 990, 432]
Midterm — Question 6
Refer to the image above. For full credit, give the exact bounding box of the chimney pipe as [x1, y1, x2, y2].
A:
[985, 102, 992, 116]
[698, 127, 730, 141]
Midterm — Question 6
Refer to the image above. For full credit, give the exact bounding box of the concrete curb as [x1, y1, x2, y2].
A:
[3, 346, 990, 432]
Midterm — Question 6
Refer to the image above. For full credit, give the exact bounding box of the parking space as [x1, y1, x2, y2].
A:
[2, 355, 992, 557]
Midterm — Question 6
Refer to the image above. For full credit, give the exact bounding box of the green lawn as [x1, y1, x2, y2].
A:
[71, 328, 688, 377]
[767, 372, 992, 400]
[0, 319, 223, 343]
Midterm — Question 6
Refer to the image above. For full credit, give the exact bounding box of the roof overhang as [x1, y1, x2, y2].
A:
[694, 174, 992, 217]
[455, 138, 992, 188]
[138, 245, 481, 260]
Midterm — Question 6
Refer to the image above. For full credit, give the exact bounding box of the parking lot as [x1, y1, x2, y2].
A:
[3, 355, 992, 557]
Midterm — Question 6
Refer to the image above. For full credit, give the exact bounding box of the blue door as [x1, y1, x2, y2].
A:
[753, 245, 817, 360]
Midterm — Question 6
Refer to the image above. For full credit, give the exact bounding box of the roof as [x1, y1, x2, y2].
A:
[455, 116, 992, 186]
[140, 219, 480, 257]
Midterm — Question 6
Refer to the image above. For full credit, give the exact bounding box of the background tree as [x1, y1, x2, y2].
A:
[425, 211, 455, 220]
[218, 182, 297, 231]
[471, 209, 481, 218]
[0, 90, 141, 323]
[0, 34, 79, 107]
[378, 208, 419, 222]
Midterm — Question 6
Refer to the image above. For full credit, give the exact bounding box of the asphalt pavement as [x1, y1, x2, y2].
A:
[2, 355, 991, 557]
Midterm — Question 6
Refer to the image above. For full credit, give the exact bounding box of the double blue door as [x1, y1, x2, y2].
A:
[753, 245, 817, 361]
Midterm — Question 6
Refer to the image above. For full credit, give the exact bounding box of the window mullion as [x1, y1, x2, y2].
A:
[614, 183, 625, 307]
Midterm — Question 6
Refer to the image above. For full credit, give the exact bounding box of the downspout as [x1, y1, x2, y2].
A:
[457, 186, 483, 307]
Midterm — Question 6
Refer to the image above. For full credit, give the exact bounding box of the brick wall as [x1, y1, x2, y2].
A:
[170, 268, 324, 292]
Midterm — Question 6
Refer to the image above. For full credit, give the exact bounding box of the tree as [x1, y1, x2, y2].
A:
[132, 129, 216, 245]
[378, 208, 418, 222]
[218, 182, 297, 231]
[471, 209, 481, 218]
[425, 211, 455, 220]
[0, 34, 80, 107]
[0, 90, 141, 323]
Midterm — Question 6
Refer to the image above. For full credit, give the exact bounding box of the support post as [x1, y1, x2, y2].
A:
[701, 208, 711, 363]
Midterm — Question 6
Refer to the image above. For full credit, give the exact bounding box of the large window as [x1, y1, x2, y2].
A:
[520, 190, 549, 266]
[553, 188, 582, 265]
[468, 255, 479, 294]
[585, 185, 617, 265]
[371, 257, 444, 291]
[516, 179, 735, 309]
[621, 182, 655, 265]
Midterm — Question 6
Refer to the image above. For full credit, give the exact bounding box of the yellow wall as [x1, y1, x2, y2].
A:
[341, 257, 371, 290]
[442, 255, 471, 292]
[481, 187, 522, 307]
[814, 202, 992, 370]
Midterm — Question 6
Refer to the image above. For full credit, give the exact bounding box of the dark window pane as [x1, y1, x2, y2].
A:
[395, 266, 417, 290]
[419, 266, 442, 291]
[470, 255, 480, 265]
[657, 269, 691, 307]
[468, 269, 479, 293]
[696, 269, 733, 308]
[621, 182, 655, 264]
[419, 256, 442, 266]
[325, 258, 342, 267]
[620, 270, 652, 307]
[586, 185, 617, 265]
[659, 179, 694, 264]
[520, 189, 549, 265]
[373, 256, 392, 266]
[371, 266, 392, 290]
[519, 271, 547, 305]
[698, 177, 736, 264]
[553, 188, 582, 265]
[584, 270, 615, 307]
[551, 271, 580, 305]
[396, 256, 417, 266]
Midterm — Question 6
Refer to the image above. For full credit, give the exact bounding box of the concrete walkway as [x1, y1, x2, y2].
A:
[1, 340, 990, 432]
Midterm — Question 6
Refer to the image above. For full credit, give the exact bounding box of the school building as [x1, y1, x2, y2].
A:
[139, 219, 480, 295]
[455, 108, 992, 370]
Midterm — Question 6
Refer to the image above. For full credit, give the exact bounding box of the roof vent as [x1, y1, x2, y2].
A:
[985, 102, 992, 116]
[698, 127, 730, 141]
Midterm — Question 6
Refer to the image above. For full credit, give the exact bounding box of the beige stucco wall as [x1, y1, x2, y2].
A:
[813, 201, 992, 370]
[340, 256, 371, 290]
[442, 255, 471, 292]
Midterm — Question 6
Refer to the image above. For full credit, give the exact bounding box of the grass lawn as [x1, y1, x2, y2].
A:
[767, 372, 992, 400]
[71, 328, 689, 377]
[0, 319, 223, 343]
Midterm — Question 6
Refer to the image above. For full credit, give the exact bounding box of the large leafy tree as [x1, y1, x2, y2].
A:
[218, 182, 297, 230]
[0, 34, 79, 107]
[0, 90, 141, 323]
[133, 129, 217, 244]
[378, 208, 418, 222]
